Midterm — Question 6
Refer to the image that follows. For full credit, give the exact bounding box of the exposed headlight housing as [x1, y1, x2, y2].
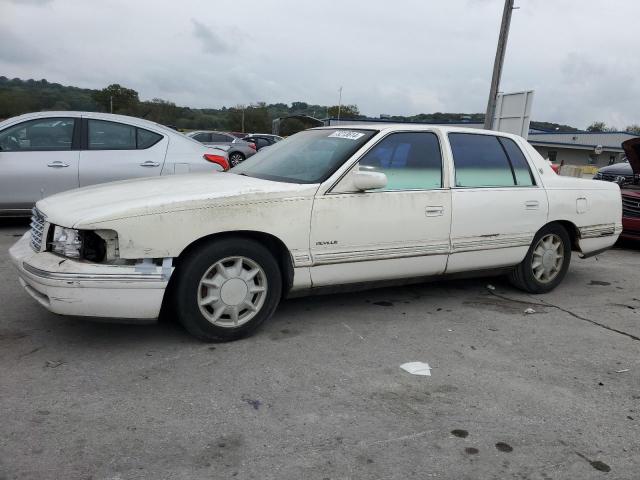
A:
[50, 226, 82, 258]
[48, 226, 110, 262]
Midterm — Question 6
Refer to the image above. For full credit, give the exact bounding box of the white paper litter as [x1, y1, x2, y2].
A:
[615, 369, 630, 373]
[400, 362, 432, 376]
[487, 284, 496, 291]
[524, 308, 536, 314]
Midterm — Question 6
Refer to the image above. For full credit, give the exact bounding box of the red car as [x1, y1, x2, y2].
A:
[620, 138, 640, 241]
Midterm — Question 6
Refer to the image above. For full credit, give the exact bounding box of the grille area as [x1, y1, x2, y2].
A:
[30, 208, 46, 252]
[599, 173, 635, 183]
[622, 195, 640, 218]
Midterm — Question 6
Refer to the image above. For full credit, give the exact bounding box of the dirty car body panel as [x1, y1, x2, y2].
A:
[10, 126, 622, 337]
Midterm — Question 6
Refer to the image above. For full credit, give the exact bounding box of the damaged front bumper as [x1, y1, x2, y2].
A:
[9, 233, 170, 320]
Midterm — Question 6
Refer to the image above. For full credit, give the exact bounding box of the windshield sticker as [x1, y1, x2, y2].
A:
[328, 131, 365, 140]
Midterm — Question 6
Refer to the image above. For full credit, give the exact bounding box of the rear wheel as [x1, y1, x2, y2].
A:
[174, 238, 282, 341]
[229, 152, 245, 167]
[508, 223, 571, 293]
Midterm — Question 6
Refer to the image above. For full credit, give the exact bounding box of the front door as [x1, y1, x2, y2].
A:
[0, 117, 79, 214]
[78, 118, 168, 187]
[446, 132, 548, 273]
[310, 131, 451, 286]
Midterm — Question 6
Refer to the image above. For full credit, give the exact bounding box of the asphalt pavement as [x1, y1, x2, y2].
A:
[1, 219, 639, 480]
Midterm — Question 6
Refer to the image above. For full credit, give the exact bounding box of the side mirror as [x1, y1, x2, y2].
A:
[353, 171, 387, 191]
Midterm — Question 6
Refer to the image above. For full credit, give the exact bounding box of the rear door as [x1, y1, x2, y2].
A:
[0, 116, 79, 213]
[446, 132, 548, 273]
[78, 118, 168, 187]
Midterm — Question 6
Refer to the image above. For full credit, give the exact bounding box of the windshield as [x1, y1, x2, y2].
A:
[231, 128, 377, 183]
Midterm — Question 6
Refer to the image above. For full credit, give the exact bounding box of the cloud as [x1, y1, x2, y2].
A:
[191, 19, 233, 55]
[0, 0, 638, 128]
[5, 0, 53, 5]
[0, 30, 43, 64]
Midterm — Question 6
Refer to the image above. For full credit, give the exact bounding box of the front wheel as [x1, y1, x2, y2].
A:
[174, 238, 282, 341]
[508, 224, 571, 294]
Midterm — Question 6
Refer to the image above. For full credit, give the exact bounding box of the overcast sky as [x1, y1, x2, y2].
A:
[1, 0, 638, 128]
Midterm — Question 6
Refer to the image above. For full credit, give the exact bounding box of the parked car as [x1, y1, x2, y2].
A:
[619, 138, 640, 241]
[186, 130, 256, 166]
[10, 125, 622, 341]
[0, 112, 229, 217]
[593, 160, 636, 183]
[243, 133, 283, 151]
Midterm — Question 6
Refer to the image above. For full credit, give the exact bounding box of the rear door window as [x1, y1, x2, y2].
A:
[87, 120, 164, 150]
[88, 120, 136, 150]
[449, 133, 534, 187]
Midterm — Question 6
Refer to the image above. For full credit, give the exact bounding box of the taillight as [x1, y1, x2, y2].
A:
[247, 142, 257, 150]
[203, 154, 230, 171]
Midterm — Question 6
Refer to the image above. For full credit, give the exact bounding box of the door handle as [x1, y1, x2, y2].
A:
[140, 161, 160, 167]
[525, 200, 539, 210]
[425, 206, 444, 217]
[47, 161, 69, 168]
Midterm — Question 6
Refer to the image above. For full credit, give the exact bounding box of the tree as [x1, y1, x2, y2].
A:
[586, 121, 607, 132]
[91, 84, 139, 114]
[279, 118, 307, 136]
[327, 104, 360, 119]
[226, 104, 271, 133]
[625, 124, 640, 135]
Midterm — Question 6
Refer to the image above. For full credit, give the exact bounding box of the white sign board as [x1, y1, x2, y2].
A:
[492, 90, 534, 139]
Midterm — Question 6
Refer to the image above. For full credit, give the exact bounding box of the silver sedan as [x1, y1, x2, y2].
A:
[0, 112, 229, 217]
[186, 131, 257, 166]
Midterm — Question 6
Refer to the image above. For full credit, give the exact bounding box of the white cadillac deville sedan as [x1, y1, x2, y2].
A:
[10, 125, 622, 341]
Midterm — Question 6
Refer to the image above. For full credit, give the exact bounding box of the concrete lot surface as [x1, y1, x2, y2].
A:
[1, 220, 639, 480]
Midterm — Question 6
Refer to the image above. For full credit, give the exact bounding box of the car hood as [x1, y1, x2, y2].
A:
[597, 161, 632, 175]
[37, 172, 318, 228]
[622, 137, 640, 176]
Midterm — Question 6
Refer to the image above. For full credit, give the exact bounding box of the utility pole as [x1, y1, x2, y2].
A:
[484, 0, 515, 129]
[241, 105, 245, 133]
[110, 95, 113, 114]
[337, 86, 343, 121]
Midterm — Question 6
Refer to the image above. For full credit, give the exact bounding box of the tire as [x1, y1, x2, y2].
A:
[174, 237, 282, 341]
[229, 152, 245, 167]
[508, 223, 571, 294]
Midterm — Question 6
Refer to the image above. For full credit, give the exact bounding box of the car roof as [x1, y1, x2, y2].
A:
[314, 123, 521, 139]
[0, 111, 180, 135]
